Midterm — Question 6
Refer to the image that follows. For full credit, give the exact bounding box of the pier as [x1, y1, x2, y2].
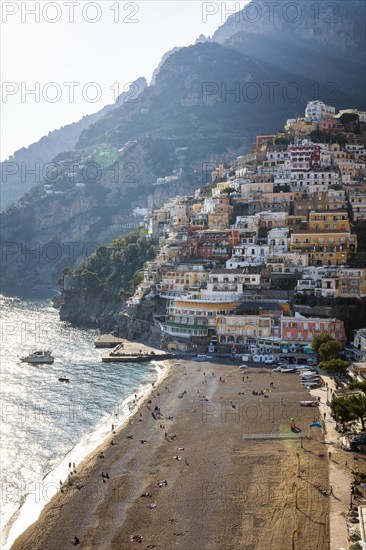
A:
[101, 341, 175, 363]
[95, 334, 125, 348]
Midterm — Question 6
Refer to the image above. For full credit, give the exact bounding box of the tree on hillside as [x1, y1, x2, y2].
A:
[330, 395, 366, 431]
[311, 333, 342, 361]
[331, 397, 357, 425]
[348, 380, 366, 393]
[318, 358, 349, 376]
[349, 395, 366, 431]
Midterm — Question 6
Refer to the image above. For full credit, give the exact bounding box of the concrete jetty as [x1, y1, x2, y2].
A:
[102, 341, 174, 363]
[95, 334, 125, 348]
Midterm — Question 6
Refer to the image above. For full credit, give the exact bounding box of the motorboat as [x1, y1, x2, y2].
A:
[58, 375, 70, 383]
[20, 350, 54, 364]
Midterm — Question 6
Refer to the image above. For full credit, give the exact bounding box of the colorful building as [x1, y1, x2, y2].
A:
[281, 316, 346, 345]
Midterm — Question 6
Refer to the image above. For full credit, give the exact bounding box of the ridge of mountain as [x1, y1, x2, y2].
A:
[0, 78, 147, 210]
[1, 1, 365, 289]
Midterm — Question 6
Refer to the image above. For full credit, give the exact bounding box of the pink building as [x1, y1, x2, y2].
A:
[319, 116, 344, 134]
[281, 316, 347, 345]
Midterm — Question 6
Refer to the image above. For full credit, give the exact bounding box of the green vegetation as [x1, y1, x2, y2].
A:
[318, 358, 349, 376]
[312, 333, 349, 375]
[74, 229, 158, 297]
[311, 333, 343, 361]
[349, 380, 366, 393]
[331, 395, 366, 430]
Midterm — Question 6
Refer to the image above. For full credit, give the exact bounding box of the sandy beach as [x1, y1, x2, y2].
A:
[12, 360, 329, 550]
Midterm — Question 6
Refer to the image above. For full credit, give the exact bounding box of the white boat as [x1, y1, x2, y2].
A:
[20, 350, 54, 364]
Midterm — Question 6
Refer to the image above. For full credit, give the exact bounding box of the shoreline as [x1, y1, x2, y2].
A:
[12, 362, 329, 550]
[4, 358, 172, 550]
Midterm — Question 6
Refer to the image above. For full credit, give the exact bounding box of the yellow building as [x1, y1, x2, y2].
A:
[207, 202, 233, 229]
[289, 230, 357, 265]
[215, 315, 273, 344]
[157, 267, 208, 293]
[320, 268, 366, 299]
[162, 297, 239, 338]
[308, 211, 350, 232]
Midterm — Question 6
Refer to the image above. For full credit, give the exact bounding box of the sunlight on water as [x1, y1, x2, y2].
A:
[0, 294, 161, 548]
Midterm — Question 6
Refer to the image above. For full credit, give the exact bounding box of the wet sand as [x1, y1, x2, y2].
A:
[12, 361, 329, 550]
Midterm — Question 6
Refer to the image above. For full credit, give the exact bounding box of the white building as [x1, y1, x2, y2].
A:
[338, 109, 366, 123]
[202, 268, 262, 299]
[290, 170, 340, 191]
[267, 227, 289, 252]
[266, 253, 308, 274]
[305, 101, 336, 122]
[352, 328, 366, 361]
[226, 244, 269, 268]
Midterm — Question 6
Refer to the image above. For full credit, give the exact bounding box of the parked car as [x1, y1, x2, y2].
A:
[239, 364, 249, 369]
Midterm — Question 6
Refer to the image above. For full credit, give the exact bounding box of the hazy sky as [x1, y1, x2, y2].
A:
[1, 1, 248, 161]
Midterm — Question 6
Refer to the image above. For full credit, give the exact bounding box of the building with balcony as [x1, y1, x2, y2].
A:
[215, 314, 277, 345]
[162, 296, 240, 339]
[305, 101, 336, 122]
[204, 268, 262, 298]
[281, 315, 346, 345]
[225, 245, 269, 268]
[266, 253, 309, 274]
[289, 143, 321, 171]
[308, 211, 350, 232]
[289, 230, 357, 265]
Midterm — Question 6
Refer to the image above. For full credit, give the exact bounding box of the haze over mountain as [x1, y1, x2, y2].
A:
[0, 79, 147, 211]
[1, 0, 365, 289]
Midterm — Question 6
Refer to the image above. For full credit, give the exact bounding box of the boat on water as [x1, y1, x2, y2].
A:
[20, 350, 54, 364]
[58, 375, 70, 383]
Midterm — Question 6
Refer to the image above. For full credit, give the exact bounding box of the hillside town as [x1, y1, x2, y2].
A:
[129, 101, 366, 366]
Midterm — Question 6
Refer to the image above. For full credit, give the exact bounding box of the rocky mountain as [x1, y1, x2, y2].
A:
[1, 0, 365, 289]
[0, 78, 147, 211]
[212, 0, 366, 107]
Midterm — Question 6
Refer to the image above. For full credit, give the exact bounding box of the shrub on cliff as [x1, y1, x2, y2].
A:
[73, 229, 158, 297]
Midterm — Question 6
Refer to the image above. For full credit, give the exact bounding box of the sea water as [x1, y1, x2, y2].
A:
[0, 293, 164, 548]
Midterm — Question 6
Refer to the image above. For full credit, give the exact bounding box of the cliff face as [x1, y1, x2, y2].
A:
[58, 279, 166, 347]
[113, 300, 167, 346]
